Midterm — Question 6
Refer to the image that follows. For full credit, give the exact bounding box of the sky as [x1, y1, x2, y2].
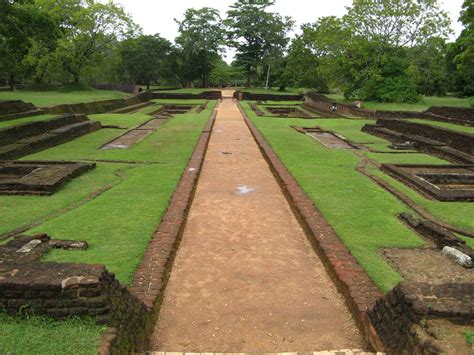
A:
[113, 0, 466, 61]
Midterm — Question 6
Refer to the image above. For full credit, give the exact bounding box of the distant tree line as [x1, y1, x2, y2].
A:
[0, 0, 473, 102]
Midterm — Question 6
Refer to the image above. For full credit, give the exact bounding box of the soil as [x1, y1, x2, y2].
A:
[382, 247, 474, 284]
[149, 91, 363, 353]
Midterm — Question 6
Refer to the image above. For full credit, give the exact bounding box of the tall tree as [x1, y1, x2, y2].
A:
[35, 0, 137, 84]
[0, 0, 59, 90]
[449, 0, 474, 96]
[225, 0, 294, 87]
[119, 34, 172, 89]
[175, 7, 226, 87]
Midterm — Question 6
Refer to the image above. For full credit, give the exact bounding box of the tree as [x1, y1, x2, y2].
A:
[175, 7, 226, 87]
[298, 0, 451, 102]
[449, 0, 474, 96]
[407, 38, 449, 96]
[0, 0, 59, 90]
[35, 0, 137, 84]
[282, 24, 329, 92]
[209, 58, 232, 87]
[119, 34, 172, 89]
[225, 0, 294, 87]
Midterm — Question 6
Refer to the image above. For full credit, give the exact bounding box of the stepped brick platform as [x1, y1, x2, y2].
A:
[0, 160, 96, 195]
[368, 282, 474, 354]
[381, 164, 474, 202]
[0, 100, 44, 122]
[362, 119, 474, 164]
[0, 114, 101, 160]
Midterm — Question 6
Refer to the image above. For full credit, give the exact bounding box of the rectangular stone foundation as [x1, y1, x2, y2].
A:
[0, 161, 95, 195]
[381, 164, 474, 202]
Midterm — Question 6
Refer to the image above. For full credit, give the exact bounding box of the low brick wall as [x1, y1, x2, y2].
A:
[374, 110, 435, 120]
[368, 282, 474, 354]
[304, 93, 375, 118]
[43, 92, 153, 115]
[377, 118, 474, 155]
[0, 114, 87, 146]
[152, 91, 222, 100]
[0, 100, 36, 116]
[427, 106, 474, 123]
[234, 91, 303, 101]
[93, 83, 142, 94]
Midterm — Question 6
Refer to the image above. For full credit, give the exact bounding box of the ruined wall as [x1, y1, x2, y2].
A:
[0, 100, 36, 116]
[377, 118, 474, 155]
[368, 282, 473, 354]
[304, 93, 375, 118]
[234, 91, 303, 101]
[43, 91, 153, 115]
[152, 91, 222, 100]
[427, 106, 474, 123]
[93, 83, 142, 94]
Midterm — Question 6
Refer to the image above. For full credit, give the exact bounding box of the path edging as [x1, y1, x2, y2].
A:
[238, 102, 385, 352]
[98, 102, 219, 354]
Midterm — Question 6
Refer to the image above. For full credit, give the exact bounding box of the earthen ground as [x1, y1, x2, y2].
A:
[150, 91, 363, 352]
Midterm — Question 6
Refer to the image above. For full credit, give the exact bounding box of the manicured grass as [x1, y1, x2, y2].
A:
[21, 103, 216, 284]
[0, 314, 104, 355]
[0, 114, 56, 128]
[0, 101, 216, 354]
[407, 118, 474, 135]
[283, 116, 474, 231]
[0, 163, 125, 237]
[0, 89, 129, 107]
[327, 94, 472, 111]
[242, 102, 425, 291]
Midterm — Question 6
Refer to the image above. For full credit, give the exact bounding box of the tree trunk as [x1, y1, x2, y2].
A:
[8, 74, 15, 91]
[146, 80, 150, 90]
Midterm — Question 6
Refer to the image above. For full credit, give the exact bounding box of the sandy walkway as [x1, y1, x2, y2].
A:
[149, 91, 363, 352]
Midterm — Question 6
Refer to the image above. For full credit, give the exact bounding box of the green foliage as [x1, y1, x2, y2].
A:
[291, 0, 451, 103]
[118, 34, 172, 88]
[470, 97, 474, 107]
[0, 0, 59, 89]
[449, 0, 474, 96]
[33, 0, 138, 84]
[174, 7, 226, 87]
[465, 331, 474, 345]
[225, 0, 294, 86]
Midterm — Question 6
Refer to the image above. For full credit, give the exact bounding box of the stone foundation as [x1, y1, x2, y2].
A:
[234, 91, 303, 101]
[0, 160, 96, 195]
[368, 282, 473, 354]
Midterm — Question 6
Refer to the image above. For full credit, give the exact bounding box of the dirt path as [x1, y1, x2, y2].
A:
[149, 91, 364, 352]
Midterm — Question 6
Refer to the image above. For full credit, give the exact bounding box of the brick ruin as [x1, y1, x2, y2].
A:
[363, 118, 474, 164]
[233, 91, 304, 101]
[0, 160, 96, 195]
[0, 114, 101, 160]
[381, 164, 474, 202]
[0, 234, 151, 351]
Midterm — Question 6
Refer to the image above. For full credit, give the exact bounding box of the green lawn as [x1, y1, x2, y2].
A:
[241, 102, 473, 292]
[0, 89, 129, 107]
[326, 94, 472, 112]
[0, 314, 104, 355]
[0, 101, 216, 353]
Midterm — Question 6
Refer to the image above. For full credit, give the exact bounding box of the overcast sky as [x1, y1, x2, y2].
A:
[114, 0, 465, 61]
